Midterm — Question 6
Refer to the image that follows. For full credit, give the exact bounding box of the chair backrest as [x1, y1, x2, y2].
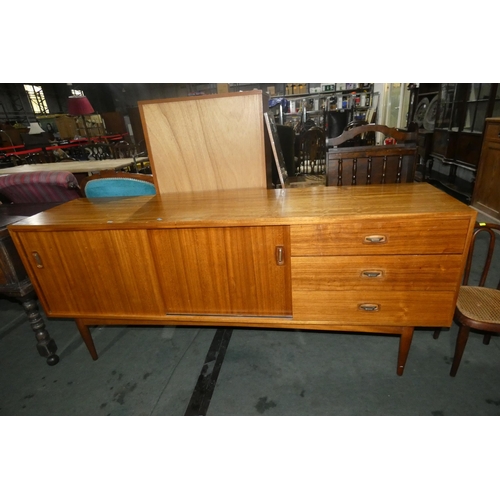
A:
[326, 124, 418, 186]
[0, 171, 81, 203]
[462, 222, 500, 289]
[299, 127, 326, 174]
[80, 171, 156, 198]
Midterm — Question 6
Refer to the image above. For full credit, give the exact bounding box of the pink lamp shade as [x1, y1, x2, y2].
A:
[67, 96, 95, 116]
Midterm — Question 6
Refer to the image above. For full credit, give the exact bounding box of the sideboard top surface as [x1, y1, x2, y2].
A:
[8, 183, 475, 232]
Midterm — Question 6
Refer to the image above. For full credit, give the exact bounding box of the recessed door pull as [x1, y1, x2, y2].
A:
[359, 303, 380, 312]
[364, 235, 387, 244]
[32, 252, 43, 268]
[275, 246, 285, 266]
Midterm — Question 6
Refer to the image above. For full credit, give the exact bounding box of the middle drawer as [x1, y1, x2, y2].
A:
[292, 255, 463, 291]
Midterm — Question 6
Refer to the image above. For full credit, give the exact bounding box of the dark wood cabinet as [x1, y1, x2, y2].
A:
[471, 118, 500, 220]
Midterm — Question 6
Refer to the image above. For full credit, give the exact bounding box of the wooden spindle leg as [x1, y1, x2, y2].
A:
[21, 293, 59, 366]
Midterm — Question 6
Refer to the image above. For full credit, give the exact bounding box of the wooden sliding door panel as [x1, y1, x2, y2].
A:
[150, 226, 292, 316]
[16, 230, 165, 317]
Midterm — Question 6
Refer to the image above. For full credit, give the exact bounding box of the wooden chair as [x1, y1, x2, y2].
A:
[326, 124, 418, 186]
[434, 223, 500, 376]
[299, 127, 326, 175]
[80, 170, 156, 198]
[0, 171, 81, 203]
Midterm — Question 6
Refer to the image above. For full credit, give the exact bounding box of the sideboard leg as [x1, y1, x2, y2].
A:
[75, 319, 98, 360]
[397, 327, 414, 376]
[21, 293, 59, 366]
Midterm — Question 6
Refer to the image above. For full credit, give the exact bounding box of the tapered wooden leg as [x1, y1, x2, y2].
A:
[397, 327, 414, 376]
[75, 319, 98, 360]
[450, 324, 470, 377]
[483, 334, 491, 345]
[433, 328, 441, 339]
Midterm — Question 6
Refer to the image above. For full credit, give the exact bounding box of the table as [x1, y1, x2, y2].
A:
[8, 183, 477, 375]
[0, 203, 62, 365]
[0, 157, 149, 175]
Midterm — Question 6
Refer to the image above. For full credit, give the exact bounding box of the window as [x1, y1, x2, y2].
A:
[464, 83, 492, 133]
[24, 84, 49, 115]
[71, 89, 85, 96]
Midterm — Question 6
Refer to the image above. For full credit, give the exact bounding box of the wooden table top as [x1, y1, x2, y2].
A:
[0, 157, 148, 175]
[8, 183, 476, 231]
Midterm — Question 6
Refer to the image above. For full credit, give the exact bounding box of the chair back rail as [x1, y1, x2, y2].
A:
[329, 124, 418, 147]
[326, 124, 418, 187]
[79, 171, 156, 198]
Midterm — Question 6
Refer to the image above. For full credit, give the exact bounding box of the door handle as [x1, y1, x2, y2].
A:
[275, 246, 285, 266]
[32, 252, 44, 268]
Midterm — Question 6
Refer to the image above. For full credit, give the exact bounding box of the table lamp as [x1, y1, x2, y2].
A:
[28, 122, 45, 135]
[67, 95, 95, 140]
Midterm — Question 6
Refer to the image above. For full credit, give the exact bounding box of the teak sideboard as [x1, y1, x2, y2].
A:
[8, 183, 476, 375]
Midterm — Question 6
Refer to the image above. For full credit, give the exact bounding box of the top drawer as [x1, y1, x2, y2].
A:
[291, 218, 471, 256]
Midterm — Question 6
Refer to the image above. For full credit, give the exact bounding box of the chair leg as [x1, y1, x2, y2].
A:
[433, 328, 441, 339]
[450, 324, 470, 377]
[483, 334, 492, 345]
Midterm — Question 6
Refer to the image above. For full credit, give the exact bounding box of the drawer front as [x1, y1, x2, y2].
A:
[292, 290, 456, 326]
[291, 218, 471, 256]
[484, 121, 500, 142]
[292, 255, 463, 292]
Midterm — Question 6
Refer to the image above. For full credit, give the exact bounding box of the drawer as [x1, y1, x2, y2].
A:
[292, 255, 464, 292]
[292, 290, 456, 326]
[484, 121, 500, 142]
[291, 218, 471, 256]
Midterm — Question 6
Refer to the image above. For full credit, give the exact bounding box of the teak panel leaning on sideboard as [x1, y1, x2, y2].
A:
[139, 90, 272, 194]
[9, 183, 476, 375]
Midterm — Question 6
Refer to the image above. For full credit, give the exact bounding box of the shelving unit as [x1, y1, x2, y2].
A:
[267, 84, 374, 176]
[409, 83, 500, 202]
[272, 84, 374, 129]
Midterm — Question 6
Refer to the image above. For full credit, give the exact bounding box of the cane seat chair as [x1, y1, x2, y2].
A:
[434, 222, 500, 376]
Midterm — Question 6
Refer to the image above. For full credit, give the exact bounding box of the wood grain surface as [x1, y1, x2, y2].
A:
[139, 91, 270, 194]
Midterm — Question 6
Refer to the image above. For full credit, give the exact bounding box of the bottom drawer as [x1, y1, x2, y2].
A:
[292, 290, 456, 326]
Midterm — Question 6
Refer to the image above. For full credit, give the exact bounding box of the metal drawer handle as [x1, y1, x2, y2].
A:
[32, 252, 43, 268]
[364, 235, 387, 244]
[361, 270, 383, 278]
[359, 303, 380, 312]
